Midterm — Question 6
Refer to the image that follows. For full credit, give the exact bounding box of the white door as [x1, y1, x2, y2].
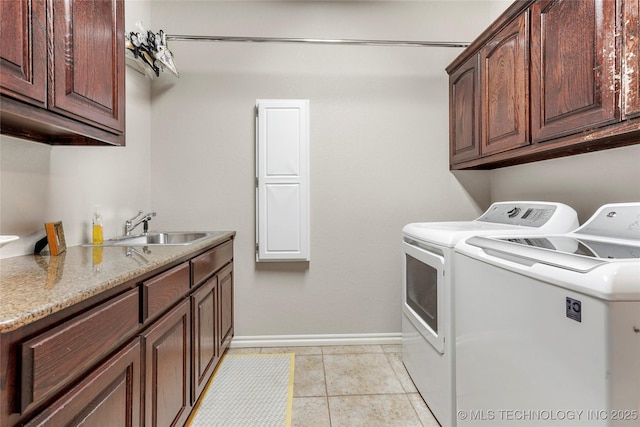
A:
[256, 99, 310, 262]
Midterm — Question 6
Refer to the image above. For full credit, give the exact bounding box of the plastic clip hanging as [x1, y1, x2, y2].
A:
[125, 22, 179, 79]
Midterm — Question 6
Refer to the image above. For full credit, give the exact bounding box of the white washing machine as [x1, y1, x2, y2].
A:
[402, 201, 579, 427]
[454, 203, 640, 426]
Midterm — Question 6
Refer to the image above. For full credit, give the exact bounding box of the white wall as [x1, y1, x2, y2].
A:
[490, 145, 640, 223]
[3, 0, 637, 339]
[0, 0, 152, 259]
[149, 1, 496, 338]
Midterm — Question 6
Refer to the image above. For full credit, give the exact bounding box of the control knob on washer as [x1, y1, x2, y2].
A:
[507, 207, 521, 218]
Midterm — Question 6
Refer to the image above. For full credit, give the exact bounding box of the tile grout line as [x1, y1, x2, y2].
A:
[385, 349, 432, 427]
[384, 351, 426, 427]
[320, 347, 333, 426]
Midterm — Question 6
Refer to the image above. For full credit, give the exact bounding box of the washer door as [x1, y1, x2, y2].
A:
[403, 240, 445, 354]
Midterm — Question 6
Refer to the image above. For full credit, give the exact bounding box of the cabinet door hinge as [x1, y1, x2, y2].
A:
[255, 177, 259, 187]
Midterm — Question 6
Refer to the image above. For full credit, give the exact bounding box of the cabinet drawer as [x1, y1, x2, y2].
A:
[21, 288, 140, 412]
[142, 262, 190, 323]
[192, 240, 233, 287]
[24, 338, 141, 427]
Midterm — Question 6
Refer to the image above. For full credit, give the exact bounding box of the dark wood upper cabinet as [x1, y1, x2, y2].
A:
[50, 0, 125, 134]
[481, 11, 529, 155]
[448, 0, 640, 170]
[0, 0, 47, 107]
[449, 54, 481, 164]
[530, 0, 618, 142]
[0, 0, 125, 146]
[624, 0, 640, 118]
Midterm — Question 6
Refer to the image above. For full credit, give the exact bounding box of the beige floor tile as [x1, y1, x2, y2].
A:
[321, 344, 384, 354]
[381, 344, 402, 353]
[328, 394, 423, 427]
[407, 393, 441, 426]
[292, 397, 331, 427]
[224, 345, 437, 427]
[324, 353, 405, 396]
[225, 347, 262, 354]
[386, 352, 418, 393]
[293, 355, 326, 397]
[260, 346, 323, 355]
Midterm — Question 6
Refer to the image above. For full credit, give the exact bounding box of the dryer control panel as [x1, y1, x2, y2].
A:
[478, 202, 564, 228]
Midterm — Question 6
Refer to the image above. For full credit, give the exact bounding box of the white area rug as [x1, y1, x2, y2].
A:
[186, 354, 295, 427]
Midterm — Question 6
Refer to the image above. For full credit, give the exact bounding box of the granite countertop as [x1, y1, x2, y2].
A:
[0, 231, 235, 333]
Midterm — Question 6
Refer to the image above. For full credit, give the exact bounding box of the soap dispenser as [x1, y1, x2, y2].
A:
[92, 206, 104, 245]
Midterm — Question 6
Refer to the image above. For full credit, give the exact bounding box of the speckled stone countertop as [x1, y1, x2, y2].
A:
[0, 231, 235, 333]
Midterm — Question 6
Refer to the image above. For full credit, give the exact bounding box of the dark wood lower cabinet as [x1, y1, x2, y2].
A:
[191, 260, 235, 404]
[25, 339, 141, 427]
[142, 299, 192, 427]
[0, 237, 234, 427]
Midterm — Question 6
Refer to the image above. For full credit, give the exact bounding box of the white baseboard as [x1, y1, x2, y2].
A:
[230, 332, 402, 348]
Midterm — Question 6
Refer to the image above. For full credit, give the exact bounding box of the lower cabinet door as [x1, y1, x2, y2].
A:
[218, 263, 234, 352]
[142, 299, 192, 427]
[191, 276, 219, 403]
[25, 338, 141, 427]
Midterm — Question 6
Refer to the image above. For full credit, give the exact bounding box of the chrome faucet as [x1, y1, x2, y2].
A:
[124, 211, 156, 236]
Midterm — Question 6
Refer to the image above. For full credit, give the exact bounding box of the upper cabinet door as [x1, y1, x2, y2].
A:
[449, 54, 481, 165]
[50, 0, 125, 134]
[623, 0, 640, 118]
[481, 12, 529, 156]
[0, 0, 46, 107]
[531, 0, 618, 143]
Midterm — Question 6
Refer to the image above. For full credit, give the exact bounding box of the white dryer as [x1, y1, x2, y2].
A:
[454, 203, 640, 426]
[402, 201, 578, 426]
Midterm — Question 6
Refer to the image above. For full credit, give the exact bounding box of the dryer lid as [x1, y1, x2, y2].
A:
[499, 236, 640, 260]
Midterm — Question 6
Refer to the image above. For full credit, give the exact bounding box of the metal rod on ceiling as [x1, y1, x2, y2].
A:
[166, 35, 470, 48]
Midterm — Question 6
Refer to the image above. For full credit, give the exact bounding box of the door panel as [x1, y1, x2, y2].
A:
[142, 299, 191, 427]
[481, 12, 529, 155]
[449, 54, 481, 164]
[50, 0, 125, 133]
[624, 0, 640, 118]
[191, 277, 218, 402]
[531, 0, 618, 142]
[0, 0, 46, 106]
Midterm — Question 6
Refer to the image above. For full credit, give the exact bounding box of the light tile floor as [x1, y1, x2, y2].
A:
[226, 344, 441, 427]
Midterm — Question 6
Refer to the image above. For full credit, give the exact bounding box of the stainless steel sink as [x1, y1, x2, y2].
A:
[98, 231, 218, 246]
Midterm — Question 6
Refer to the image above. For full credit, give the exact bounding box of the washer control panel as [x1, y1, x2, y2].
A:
[477, 202, 559, 227]
[575, 203, 640, 241]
